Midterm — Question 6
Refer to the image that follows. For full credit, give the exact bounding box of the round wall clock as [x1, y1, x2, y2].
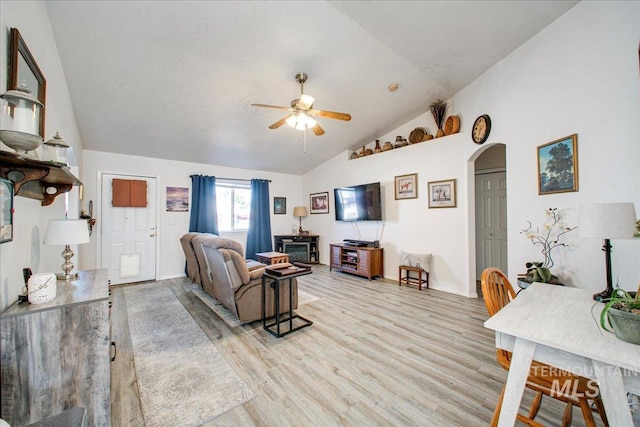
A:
[472, 114, 491, 144]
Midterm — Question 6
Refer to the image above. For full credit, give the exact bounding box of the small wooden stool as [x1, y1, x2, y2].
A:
[398, 265, 429, 291]
[256, 251, 289, 265]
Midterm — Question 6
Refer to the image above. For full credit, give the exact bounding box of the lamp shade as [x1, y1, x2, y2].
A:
[293, 206, 308, 218]
[578, 203, 637, 239]
[44, 219, 90, 245]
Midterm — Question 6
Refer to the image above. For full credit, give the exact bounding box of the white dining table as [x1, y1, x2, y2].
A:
[484, 282, 640, 426]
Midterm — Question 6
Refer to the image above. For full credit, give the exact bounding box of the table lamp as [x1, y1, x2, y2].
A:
[293, 206, 308, 234]
[43, 219, 91, 280]
[578, 202, 637, 301]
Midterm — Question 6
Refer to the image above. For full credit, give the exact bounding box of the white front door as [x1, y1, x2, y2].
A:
[475, 171, 508, 279]
[101, 174, 157, 285]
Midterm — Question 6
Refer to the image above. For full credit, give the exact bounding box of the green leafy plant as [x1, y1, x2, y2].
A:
[521, 208, 576, 283]
[592, 282, 640, 345]
[598, 284, 640, 333]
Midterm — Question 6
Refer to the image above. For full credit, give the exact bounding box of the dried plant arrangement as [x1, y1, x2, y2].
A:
[430, 99, 447, 136]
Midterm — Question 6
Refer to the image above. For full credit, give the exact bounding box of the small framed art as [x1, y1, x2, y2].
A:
[395, 173, 417, 200]
[274, 197, 286, 214]
[0, 177, 14, 243]
[537, 134, 578, 195]
[428, 179, 457, 208]
[166, 186, 189, 212]
[310, 191, 329, 214]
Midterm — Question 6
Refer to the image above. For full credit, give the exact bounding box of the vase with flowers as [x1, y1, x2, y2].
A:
[520, 208, 576, 283]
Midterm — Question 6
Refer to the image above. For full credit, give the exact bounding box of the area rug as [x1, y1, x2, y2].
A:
[124, 284, 255, 426]
[192, 286, 319, 328]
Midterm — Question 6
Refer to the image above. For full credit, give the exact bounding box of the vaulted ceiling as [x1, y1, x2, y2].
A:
[45, 1, 577, 175]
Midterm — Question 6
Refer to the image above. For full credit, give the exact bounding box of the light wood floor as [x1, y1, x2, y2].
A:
[110, 265, 606, 426]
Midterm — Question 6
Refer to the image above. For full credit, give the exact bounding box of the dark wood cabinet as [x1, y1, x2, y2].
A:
[329, 243, 383, 281]
[274, 234, 319, 264]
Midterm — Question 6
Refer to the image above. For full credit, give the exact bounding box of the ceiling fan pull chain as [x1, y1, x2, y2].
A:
[304, 129, 307, 153]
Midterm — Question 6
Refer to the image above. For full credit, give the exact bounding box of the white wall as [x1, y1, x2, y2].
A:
[81, 150, 303, 280]
[0, 1, 84, 310]
[303, 1, 640, 297]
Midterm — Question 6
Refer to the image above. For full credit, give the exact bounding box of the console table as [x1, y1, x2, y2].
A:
[485, 283, 640, 426]
[329, 243, 383, 281]
[0, 269, 111, 426]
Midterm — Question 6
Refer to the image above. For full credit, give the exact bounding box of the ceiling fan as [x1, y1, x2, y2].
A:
[252, 72, 351, 136]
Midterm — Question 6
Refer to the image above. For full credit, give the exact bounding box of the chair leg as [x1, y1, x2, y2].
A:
[593, 397, 609, 427]
[577, 397, 597, 427]
[490, 384, 506, 427]
[528, 391, 543, 420]
[561, 401, 573, 427]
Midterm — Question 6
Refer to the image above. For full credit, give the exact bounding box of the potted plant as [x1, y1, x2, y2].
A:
[597, 282, 640, 345]
[520, 208, 576, 284]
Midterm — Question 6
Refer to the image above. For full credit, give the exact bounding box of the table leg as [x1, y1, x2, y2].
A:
[497, 337, 536, 427]
[261, 276, 266, 329]
[274, 277, 280, 336]
[593, 360, 634, 426]
[288, 277, 293, 332]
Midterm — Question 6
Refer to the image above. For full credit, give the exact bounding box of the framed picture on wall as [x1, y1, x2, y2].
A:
[428, 179, 457, 208]
[310, 191, 329, 214]
[166, 186, 189, 212]
[0, 177, 14, 243]
[394, 173, 417, 200]
[537, 134, 579, 195]
[273, 196, 286, 214]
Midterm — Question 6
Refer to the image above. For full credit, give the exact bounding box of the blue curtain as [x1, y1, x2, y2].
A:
[189, 175, 219, 234]
[245, 179, 272, 260]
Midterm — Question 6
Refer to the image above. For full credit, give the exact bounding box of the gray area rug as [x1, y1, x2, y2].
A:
[192, 285, 319, 328]
[124, 284, 255, 426]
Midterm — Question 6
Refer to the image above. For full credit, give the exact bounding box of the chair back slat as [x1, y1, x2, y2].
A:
[481, 267, 516, 316]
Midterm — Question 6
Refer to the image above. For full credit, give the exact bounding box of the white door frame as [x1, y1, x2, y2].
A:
[95, 170, 161, 283]
[466, 143, 507, 298]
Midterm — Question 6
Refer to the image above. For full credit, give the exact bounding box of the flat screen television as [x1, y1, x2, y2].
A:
[334, 182, 382, 221]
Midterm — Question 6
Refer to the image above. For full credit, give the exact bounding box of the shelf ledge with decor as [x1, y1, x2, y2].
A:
[0, 151, 82, 206]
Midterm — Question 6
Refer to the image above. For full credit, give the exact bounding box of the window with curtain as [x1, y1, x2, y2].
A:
[216, 181, 251, 232]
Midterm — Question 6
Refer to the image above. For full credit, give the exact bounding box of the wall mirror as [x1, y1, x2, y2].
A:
[8, 28, 47, 138]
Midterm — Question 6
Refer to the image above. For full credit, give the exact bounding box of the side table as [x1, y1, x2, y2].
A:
[261, 266, 312, 338]
[256, 251, 290, 265]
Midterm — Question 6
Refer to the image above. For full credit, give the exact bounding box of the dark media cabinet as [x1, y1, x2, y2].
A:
[329, 243, 384, 281]
[274, 234, 320, 264]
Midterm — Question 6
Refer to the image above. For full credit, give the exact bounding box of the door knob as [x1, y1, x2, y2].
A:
[150, 233, 155, 237]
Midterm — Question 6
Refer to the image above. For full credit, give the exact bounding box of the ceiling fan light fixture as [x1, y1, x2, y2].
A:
[286, 113, 316, 131]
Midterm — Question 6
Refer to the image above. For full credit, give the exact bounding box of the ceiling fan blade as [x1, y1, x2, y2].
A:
[269, 116, 290, 129]
[298, 94, 315, 110]
[251, 103, 292, 111]
[310, 123, 325, 136]
[311, 109, 352, 121]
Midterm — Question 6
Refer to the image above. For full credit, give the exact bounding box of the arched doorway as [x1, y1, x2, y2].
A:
[472, 143, 507, 290]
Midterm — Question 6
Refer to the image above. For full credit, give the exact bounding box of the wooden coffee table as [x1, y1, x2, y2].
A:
[256, 251, 289, 265]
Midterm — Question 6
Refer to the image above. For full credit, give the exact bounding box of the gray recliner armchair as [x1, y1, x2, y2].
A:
[199, 235, 298, 322]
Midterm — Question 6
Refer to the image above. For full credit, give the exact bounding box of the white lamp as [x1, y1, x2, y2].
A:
[43, 219, 91, 280]
[578, 202, 637, 301]
[293, 206, 308, 234]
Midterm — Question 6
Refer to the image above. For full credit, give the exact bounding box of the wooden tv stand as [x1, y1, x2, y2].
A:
[329, 243, 384, 281]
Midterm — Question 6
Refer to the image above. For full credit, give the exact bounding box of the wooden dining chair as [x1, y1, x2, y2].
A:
[481, 267, 609, 427]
